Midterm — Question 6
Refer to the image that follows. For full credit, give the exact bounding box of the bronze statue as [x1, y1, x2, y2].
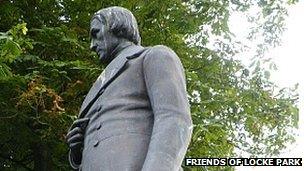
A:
[66, 6, 192, 170]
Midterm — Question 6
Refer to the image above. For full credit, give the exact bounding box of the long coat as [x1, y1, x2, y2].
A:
[69, 44, 193, 171]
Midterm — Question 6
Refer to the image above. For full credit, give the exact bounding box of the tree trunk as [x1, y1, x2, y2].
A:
[32, 142, 53, 171]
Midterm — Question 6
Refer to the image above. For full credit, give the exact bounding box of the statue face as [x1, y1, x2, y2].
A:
[90, 16, 119, 62]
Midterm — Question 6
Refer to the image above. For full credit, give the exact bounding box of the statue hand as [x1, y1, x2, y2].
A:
[66, 118, 90, 165]
[67, 126, 84, 151]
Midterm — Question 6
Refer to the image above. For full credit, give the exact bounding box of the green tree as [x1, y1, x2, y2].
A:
[0, 0, 299, 170]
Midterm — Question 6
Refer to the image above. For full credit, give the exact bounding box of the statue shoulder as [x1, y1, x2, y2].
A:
[148, 45, 176, 55]
[144, 45, 180, 63]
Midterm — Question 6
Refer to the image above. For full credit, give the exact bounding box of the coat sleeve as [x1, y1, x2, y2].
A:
[142, 45, 193, 171]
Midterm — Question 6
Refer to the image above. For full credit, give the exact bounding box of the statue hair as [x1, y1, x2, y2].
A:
[93, 6, 141, 45]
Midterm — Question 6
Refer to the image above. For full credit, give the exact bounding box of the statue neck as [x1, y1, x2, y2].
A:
[110, 41, 134, 59]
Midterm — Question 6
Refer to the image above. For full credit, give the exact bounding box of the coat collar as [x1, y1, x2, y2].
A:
[78, 45, 145, 118]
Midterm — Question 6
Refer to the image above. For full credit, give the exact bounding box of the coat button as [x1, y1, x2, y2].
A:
[93, 140, 99, 147]
[96, 123, 102, 130]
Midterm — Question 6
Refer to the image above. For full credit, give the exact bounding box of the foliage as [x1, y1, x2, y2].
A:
[0, 0, 299, 170]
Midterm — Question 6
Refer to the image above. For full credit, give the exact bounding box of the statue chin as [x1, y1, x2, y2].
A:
[98, 51, 108, 63]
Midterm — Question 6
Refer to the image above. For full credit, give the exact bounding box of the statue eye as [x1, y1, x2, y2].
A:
[90, 28, 100, 38]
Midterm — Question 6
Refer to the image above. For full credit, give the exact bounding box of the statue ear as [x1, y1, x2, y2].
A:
[110, 19, 124, 35]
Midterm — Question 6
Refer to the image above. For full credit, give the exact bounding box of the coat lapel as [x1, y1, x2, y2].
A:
[78, 45, 145, 118]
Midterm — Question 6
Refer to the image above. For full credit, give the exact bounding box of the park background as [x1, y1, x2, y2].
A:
[232, 1, 303, 170]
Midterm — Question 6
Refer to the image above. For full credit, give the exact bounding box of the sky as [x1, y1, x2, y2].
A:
[229, 1, 304, 171]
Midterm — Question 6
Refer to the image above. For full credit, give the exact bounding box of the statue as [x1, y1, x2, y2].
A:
[66, 6, 193, 171]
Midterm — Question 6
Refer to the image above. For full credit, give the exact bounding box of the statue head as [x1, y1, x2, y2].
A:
[90, 6, 141, 63]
